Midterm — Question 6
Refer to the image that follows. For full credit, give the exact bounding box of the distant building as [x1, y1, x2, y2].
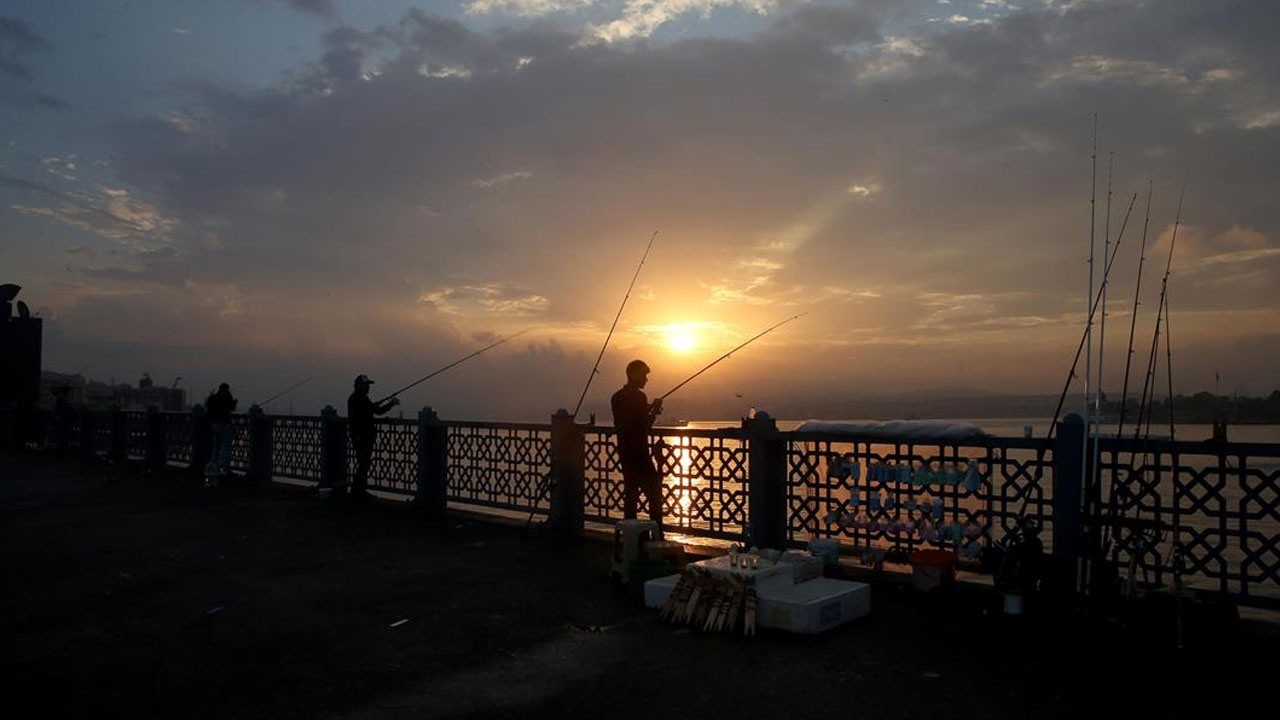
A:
[41, 372, 187, 412]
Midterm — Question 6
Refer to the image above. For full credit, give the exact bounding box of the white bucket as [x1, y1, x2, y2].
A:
[1002, 592, 1024, 615]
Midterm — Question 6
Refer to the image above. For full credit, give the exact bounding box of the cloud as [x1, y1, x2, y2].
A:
[0, 15, 50, 79]
[419, 283, 550, 317]
[465, 0, 597, 16]
[590, 0, 786, 42]
[278, 0, 337, 19]
[8, 179, 175, 249]
[470, 171, 533, 189]
[12, 0, 1279, 409]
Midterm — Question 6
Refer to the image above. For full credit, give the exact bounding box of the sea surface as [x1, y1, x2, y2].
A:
[685, 417, 1280, 444]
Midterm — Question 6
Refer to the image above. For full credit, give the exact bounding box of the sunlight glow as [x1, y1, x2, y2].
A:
[664, 324, 699, 354]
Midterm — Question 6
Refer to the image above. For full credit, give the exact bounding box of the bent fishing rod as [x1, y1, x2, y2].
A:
[255, 376, 313, 407]
[1117, 181, 1155, 439]
[656, 313, 806, 402]
[1043, 191, 1138, 440]
[571, 230, 659, 419]
[377, 328, 533, 403]
[1134, 186, 1184, 444]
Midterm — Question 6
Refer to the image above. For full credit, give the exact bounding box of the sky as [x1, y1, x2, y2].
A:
[2, 0, 1279, 421]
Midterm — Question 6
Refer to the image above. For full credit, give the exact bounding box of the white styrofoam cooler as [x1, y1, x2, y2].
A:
[758, 577, 870, 634]
[643, 562, 870, 634]
[644, 572, 681, 610]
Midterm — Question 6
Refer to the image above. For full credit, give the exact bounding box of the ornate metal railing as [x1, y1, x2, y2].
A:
[271, 416, 323, 481]
[1097, 436, 1280, 608]
[90, 413, 112, 456]
[784, 432, 1054, 562]
[124, 410, 149, 460]
[585, 427, 751, 541]
[359, 418, 419, 495]
[164, 412, 192, 465]
[445, 421, 552, 513]
[227, 416, 251, 472]
[16, 405, 1280, 609]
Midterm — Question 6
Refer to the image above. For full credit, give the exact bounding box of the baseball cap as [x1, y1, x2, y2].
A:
[354, 374, 375, 386]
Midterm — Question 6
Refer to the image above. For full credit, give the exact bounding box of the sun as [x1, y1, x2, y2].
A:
[665, 325, 698, 354]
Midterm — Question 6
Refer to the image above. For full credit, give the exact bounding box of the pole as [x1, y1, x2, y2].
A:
[1117, 181, 1154, 438]
[256, 376, 313, 408]
[377, 328, 532, 403]
[571, 231, 658, 419]
[657, 314, 805, 402]
[1135, 187, 1184, 443]
[1044, 192, 1137, 439]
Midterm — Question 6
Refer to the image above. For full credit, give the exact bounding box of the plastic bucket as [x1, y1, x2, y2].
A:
[909, 549, 958, 591]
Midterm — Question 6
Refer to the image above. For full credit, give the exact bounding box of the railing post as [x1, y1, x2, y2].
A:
[415, 406, 448, 515]
[146, 406, 166, 469]
[190, 405, 209, 475]
[745, 412, 786, 549]
[248, 405, 272, 485]
[547, 409, 586, 538]
[108, 405, 127, 462]
[320, 405, 347, 492]
[1053, 412, 1086, 593]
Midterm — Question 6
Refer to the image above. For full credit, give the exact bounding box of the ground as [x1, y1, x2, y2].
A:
[3, 449, 1276, 719]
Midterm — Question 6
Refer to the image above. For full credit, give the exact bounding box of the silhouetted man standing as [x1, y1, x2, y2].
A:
[205, 383, 237, 477]
[610, 359, 664, 531]
[347, 374, 399, 503]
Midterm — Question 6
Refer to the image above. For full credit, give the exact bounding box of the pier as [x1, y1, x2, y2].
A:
[3, 447, 1278, 719]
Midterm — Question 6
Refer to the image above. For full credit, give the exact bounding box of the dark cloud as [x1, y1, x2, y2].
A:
[32, 91, 66, 109]
[278, 0, 337, 19]
[318, 26, 378, 82]
[0, 15, 49, 78]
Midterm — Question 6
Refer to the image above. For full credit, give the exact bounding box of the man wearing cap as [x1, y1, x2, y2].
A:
[206, 383, 238, 478]
[347, 374, 400, 503]
[610, 359, 664, 531]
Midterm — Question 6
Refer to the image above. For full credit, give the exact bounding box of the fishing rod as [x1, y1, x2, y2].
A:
[571, 230, 658, 419]
[524, 228, 657, 540]
[1099, 184, 1153, 561]
[1084, 114, 1098, 452]
[255, 376, 313, 408]
[1162, 279, 1185, 651]
[1083, 150, 1116, 592]
[1043, 191, 1138, 440]
[1116, 181, 1154, 439]
[1134, 187, 1184, 444]
[656, 313, 805, 402]
[377, 328, 532, 403]
[1097, 151, 1114, 420]
[1113, 190, 1183, 599]
[1163, 290, 1176, 444]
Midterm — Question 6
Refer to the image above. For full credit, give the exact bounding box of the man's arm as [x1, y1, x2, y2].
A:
[373, 397, 400, 415]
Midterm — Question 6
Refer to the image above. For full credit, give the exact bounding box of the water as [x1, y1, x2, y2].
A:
[685, 417, 1280, 444]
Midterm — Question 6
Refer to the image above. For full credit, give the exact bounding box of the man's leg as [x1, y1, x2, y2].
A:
[642, 462, 664, 531]
[621, 467, 639, 519]
[352, 439, 372, 495]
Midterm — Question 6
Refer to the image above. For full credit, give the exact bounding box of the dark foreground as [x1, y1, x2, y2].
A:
[3, 450, 1276, 720]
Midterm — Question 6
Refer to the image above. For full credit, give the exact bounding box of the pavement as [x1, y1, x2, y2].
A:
[3, 448, 1277, 720]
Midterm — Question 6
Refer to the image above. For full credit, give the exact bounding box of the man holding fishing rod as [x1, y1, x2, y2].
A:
[347, 374, 399, 504]
[611, 360, 665, 533]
